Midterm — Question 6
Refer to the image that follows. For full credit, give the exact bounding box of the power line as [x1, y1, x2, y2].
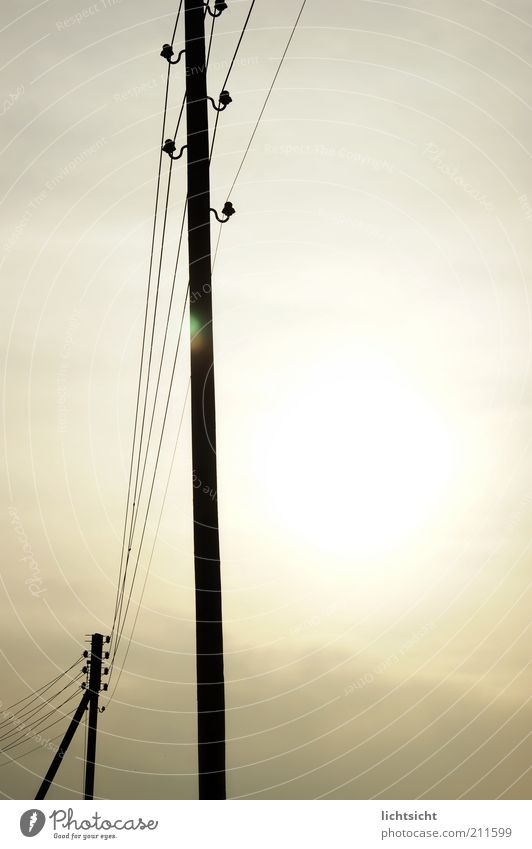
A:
[0, 689, 83, 754]
[120, 205, 188, 561]
[111, 62, 174, 645]
[0, 673, 83, 737]
[230, 0, 308, 196]
[0, 731, 66, 769]
[111, 1, 206, 648]
[115, 159, 177, 645]
[212, 0, 308, 270]
[210, 0, 257, 160]
[0, 656, 83, 724]
[109, 287, 190, 677]
[106, 379, 191, 705]
[171, 0, 184, 46]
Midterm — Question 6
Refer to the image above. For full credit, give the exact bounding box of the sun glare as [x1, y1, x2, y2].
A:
[255, 352, 455, 557]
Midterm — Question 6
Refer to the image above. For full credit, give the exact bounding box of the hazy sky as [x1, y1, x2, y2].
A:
[1, 0, 532, 800]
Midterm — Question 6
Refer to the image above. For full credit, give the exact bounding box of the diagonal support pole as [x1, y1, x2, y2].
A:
[35, 690, 90, 800]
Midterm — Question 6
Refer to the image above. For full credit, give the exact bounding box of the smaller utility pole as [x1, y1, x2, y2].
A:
[84, 632, 104, 800]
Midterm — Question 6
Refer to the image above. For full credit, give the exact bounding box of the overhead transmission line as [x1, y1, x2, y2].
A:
[0, 687, 84, 755]
[108, 0, 307, 702]
[212, 0, 308, 268]
[109, 288, 189, 683]
[106, 379, 191, 704]
[0, 673, 84, 739]
[0, 656, 83, 726]
[109, 2, 221, 687]
[110, 0, 187, 651]
[210, 0, 257, 159]
[0, 731, 67, 769]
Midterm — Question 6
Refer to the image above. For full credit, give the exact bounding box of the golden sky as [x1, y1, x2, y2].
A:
[1, 0, 531, 799]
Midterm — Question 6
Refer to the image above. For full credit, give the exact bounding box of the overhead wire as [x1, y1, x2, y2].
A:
[0, 731, 66, 769]
[120, 205, 188, 558]
[111, 61, 174, 645]
[106, 378, 191, 704]
[212, 0, 308, 270]
[111, 0, 193, 650]
[109, 286, 190, 681]
[0, 656, 82, 724]
[170, 0, 184, 45]
[111, 0, 189, 647]
[0, 673, 84, 738]
[0, 689, 83, 754]
[210, 0, 257, 160]
[110, 3, 222, 678]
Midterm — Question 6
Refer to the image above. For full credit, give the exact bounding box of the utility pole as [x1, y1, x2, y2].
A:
[84, 632, 103, 800]
[35, 633, 107, 800]
[184, 0, 226, 800]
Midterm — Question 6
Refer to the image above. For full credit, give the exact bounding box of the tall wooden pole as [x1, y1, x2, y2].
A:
[84, 632, 103, 800]
[184, 0, 226, 800]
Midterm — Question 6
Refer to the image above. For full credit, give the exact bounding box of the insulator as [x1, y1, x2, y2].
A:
[219, 90, 232, 107]
[81, 682, 86, 689]
[101, 683, 108, 691]
[105, 635, 111, 643]
[160, 43, 174, 61]
[103, 667, 109, 676]
[222, 201, 235, 218]
[162, 138, 176, 157]
[83, 650, 89, 658]
[215, 0, 228, 11]
[82, 666, 88, 675]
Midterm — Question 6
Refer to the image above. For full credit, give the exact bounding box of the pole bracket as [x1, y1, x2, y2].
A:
[208, 90, 232, 112]
[205, 1, 228, 17]
[210, 201, 236, 223]
[160, 44, 186, 65]
[162, 139, 187, 160]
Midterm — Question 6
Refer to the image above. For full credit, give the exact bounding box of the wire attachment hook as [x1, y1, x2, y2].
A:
[160, 43, 186, 65]
[205, 0, 228, 17]
[208, 90, 232, 112]
[162, 139, 187, 160]
[210, 201, 236, 223]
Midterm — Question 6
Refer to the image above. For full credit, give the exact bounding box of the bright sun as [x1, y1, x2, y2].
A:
[254, 352, 455, 557]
